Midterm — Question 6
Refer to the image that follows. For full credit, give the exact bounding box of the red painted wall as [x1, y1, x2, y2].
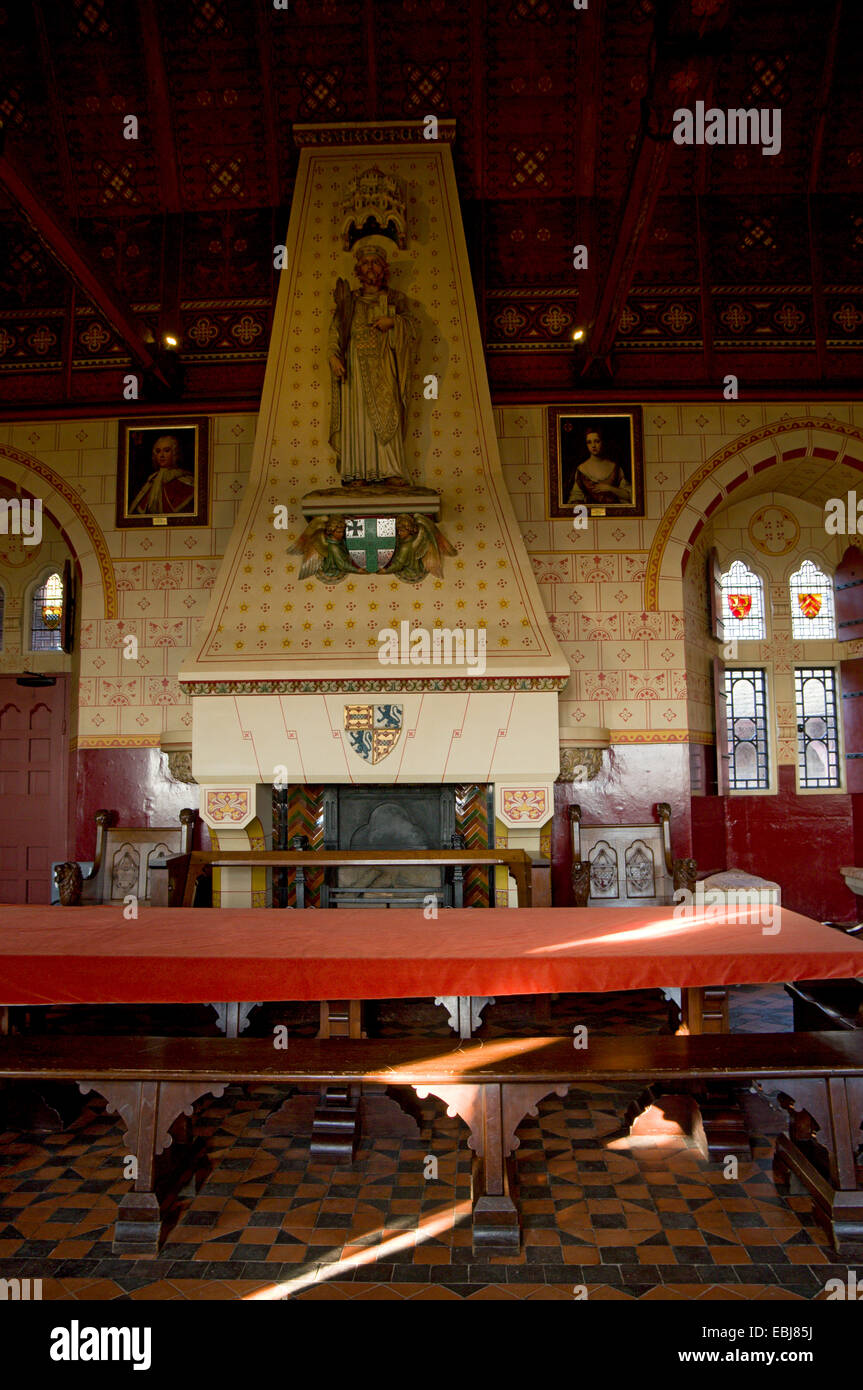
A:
[690, 794, 728, 878]
[693, 766, 857, 923]
[723, 766, 857, 922]
[551, 747, 859, 922]
[72, 748, 206, 860]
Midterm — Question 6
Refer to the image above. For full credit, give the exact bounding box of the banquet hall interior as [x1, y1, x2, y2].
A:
[1, 0, 863, 1307]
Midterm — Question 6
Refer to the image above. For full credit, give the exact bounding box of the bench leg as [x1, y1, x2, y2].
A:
[210, 1003, 260, 1037]
[265, 1001, 420, 1153]
[413, 1081, 568, 1249]
[771, 1076, 863, 1258]
[434, 996, 496, 1038]
[78, 1078, 224, 1256]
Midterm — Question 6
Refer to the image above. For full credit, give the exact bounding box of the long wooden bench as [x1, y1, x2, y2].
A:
[2, 1032, 862, 1259]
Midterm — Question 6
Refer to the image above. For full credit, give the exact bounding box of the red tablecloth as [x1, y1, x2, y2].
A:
[1, 904, 862, 1004]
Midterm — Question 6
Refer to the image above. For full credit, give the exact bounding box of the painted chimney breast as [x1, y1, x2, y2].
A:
[180, 123, 568, 795]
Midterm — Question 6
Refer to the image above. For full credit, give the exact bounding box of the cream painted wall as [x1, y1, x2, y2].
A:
[2, 401, 861, 754]
[0, 507, 73, 676]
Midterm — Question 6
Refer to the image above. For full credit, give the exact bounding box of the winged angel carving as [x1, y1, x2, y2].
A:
[289, 511, 455, 585]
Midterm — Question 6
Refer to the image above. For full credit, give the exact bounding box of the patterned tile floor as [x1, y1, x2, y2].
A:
[1, 985, 859, 1301]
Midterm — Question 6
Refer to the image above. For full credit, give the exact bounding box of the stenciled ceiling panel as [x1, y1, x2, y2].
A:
[0, 0, 860, 404]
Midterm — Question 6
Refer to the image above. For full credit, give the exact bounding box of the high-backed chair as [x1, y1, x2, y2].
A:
[568, 801, 696, 907]
[79, 807, 197, 906]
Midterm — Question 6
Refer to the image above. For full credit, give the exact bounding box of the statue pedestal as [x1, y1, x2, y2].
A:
[301, 484, 440, 519]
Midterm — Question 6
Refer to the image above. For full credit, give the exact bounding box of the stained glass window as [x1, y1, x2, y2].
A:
[724, 667, 771, 790]
[30, 572, 63, 652]
[789, 560, 836, 640]
[794, 667, 841, 789]
[719, 560, 766, 640]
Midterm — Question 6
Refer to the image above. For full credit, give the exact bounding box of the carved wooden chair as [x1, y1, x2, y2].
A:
[78, 807, 197, 907]
[568, 802, 696, 908]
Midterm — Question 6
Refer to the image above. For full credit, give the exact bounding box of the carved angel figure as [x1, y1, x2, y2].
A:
[386, 513, 457, 584]
[288, 516, 353, 584]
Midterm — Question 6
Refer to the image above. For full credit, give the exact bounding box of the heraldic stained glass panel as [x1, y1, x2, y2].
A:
[720, 560, 766, 640]
[794, 666, 841, 789]
[789, 560, 836, 640]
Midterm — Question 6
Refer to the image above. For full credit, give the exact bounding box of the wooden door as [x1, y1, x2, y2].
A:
[836, 548, 863, 792]
[0, 677, 68, 902]
[840, 658, 863, 794]
[835, 545, 863, 643]
[712, 657, 730, 795]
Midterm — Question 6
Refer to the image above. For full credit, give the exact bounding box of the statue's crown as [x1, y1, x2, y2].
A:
[341, 166, 407, 251]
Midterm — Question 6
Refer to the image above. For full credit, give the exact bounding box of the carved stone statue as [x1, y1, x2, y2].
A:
[54, 861, 83, 906]
[328, 242, 418, 486]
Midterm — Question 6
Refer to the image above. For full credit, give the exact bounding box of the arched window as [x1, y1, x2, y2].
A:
[30, 571, 64, 652]
[789, 560, 836, 639]
[720, 560, 766, 640]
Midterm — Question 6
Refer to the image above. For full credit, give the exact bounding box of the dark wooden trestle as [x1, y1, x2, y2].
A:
[1, 1032, 862, 1258]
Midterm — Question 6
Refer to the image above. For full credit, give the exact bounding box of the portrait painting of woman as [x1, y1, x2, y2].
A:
[547, 407, 644, 519]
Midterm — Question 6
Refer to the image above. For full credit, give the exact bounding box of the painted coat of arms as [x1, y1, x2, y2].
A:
[344, 703, 403, 764]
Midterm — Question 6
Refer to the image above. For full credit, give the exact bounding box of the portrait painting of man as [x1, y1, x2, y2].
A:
[547, 407, 644, 519]
[117, 419, 210, 528]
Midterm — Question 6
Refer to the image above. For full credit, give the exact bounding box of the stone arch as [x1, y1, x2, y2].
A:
[644, 416, 863, 611]
[0, 444, 116, 618]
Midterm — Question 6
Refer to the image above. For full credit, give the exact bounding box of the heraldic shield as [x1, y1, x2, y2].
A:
[344, 703, 403, 764]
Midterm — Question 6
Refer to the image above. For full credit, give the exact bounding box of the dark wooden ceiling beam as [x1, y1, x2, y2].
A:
[31, 0, 77, 216]
[364, 0, 378, 122]
[574, 0, 601, 197]
[0, 152, 166, 382]
[695, 195, 716, 385]
[808, 0, 843, 195]
[579, 130, 671, 375]
[138, 0, 182, 213]
[253, 0, 282, 206]
[581, 6, 731, 378]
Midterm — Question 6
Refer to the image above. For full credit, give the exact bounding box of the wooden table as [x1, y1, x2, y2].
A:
[2, 902, 862, 1152]
[2, 903, 862, 1008]
[2, 905, 863, 1251]
[166, 847, 535, 908]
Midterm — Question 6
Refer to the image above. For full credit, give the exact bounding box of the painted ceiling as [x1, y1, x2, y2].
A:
[0, 0, 861, 409]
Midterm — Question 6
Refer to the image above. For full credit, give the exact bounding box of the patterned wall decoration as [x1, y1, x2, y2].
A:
[285, 783, 325, 908]
[455, 783, 491, 909]
[204, 789, 250, 824]
[748, 504, 802, 556]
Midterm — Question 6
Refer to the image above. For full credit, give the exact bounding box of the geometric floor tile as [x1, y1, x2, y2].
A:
[0, 986, 854, 1301]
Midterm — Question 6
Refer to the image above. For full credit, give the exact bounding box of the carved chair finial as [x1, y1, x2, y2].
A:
[571, 860, 591, 908]
[54, 862, 83, 907]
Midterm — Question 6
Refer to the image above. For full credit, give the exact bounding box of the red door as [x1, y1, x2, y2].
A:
[0, 677, 69, 903]
[837, 547, 863, 793]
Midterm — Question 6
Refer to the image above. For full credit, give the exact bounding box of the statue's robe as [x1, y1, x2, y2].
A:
[328, 287, 417, 483]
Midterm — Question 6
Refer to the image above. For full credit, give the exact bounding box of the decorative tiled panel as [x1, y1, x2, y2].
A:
[455, 783, 490, 908]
